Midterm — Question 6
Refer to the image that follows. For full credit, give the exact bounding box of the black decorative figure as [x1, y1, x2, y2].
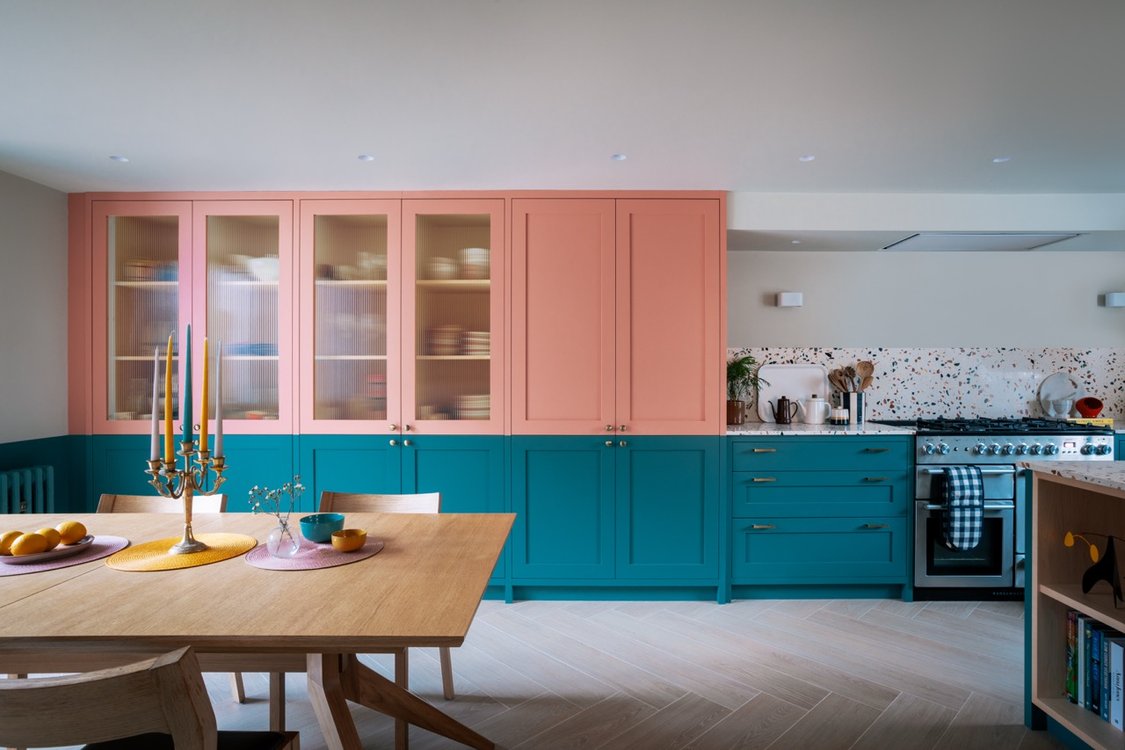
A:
[1081, 536, 1124, 608]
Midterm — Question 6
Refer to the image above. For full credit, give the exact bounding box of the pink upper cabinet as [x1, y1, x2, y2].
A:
[511, 199, 616, 435]
[512, 197, 723, 436]
[192, 200, 295, 435]
[401, 199, 505, 434]
[298, 199, 402, 434]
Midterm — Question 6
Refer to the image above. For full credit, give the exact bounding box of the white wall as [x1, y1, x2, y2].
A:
[0, 170, 67, 442]
[729, 250, 1125, 347]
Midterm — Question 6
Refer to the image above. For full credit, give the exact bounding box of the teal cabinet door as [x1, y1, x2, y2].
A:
[1117, 435, 1123, 460]
[297, 435, 399, 512]
[616, 437, 718, 579]
[89, 435, 159, 509]
[511, 437, 615, 579]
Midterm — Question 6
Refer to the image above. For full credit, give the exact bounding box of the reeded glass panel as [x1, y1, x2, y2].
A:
[312, 214, 389, 420]
[207, 215, 280, 420]
[107, 215, 179, 421]
[415, 214, 491, 421]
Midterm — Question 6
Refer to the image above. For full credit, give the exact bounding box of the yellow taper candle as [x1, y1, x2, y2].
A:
[200, 337, 209, 451]
[164, 332, 174, 463]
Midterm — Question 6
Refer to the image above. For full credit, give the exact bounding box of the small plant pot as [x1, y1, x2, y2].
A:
[727, 400, 746, 425]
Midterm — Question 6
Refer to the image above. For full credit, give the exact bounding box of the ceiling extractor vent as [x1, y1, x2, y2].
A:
[880, 232, 1081, 252]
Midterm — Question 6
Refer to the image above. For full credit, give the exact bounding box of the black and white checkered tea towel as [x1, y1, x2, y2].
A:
[943, 466, 984, 551]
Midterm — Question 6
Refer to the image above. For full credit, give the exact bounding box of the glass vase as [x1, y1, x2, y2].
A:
[266, 520, 301, 558]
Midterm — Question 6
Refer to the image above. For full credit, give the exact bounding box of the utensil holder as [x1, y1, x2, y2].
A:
[845, 392, 865, 425]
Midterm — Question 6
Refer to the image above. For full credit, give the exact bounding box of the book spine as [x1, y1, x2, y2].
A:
[1112, 639, 1124, 730]
[1092, 626, 1102, 715]
[1078, 615, 1088, 708]
[1103, 630, 1113, 721]
[1067, 610, 1077, 702]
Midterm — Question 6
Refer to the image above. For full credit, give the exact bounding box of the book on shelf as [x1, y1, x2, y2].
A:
[1110, 637, 1125, 730]
[1067, 610, 1078, 703]
[1078, 614, 1089, 707]
[1091, 625, 1104, 715]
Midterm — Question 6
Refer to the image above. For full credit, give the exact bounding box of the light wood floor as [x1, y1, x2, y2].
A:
[53, 598, 1067, 749]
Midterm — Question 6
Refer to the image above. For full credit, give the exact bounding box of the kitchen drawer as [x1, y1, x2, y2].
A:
[731, 516, 907, 584]
[731, 470, 910, 518]
[730, 437, 911, 472]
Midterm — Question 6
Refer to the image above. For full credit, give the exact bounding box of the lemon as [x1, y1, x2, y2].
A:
[0, 530, 23, 555]
[36, 527, 61, 551]
[9, 532, 48, 556]
[56, 520, 87, 545]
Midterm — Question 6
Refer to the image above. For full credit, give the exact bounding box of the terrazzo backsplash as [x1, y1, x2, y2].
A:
[728, 347, 1125, 421]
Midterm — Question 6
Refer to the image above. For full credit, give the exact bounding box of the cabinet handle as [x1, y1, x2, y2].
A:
[863, 523, 888, 529]
[751, 477, 777, 483]
[605, 440, 614, 447]
[619, 425, 628, 432]
[403, 439, 413, 447]
[389, 424, 399, 432]
[863, 447, 889, 453]
[619, 440, 628, 447]
[605, 424, 615, 432]
[863, 476, 889, 482]
[403, 424, 412, 432]
[750, 524, 775, 530]
[751, 448, 777, 453]
[389, 439, 397, 447]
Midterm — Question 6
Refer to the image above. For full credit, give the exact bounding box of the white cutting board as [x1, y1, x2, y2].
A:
[756, 364, 831, 422]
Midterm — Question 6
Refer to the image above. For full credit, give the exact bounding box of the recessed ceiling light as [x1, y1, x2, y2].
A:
[611, 153, 627, 161]
[992, 156, 1012, 163]
[797, 154, 816, 162]
[791, 240, 802, 244]
[357, 154, 375, 162]
[109, 155, 129, 163]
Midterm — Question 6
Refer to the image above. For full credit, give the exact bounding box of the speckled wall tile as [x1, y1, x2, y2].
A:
[728, 347, 1124, 420]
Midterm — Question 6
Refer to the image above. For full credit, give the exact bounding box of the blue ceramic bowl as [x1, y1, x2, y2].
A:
[299, 513, 345, 543]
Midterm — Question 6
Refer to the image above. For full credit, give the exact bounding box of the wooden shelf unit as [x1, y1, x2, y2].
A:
[1030, 471, 1125, 749]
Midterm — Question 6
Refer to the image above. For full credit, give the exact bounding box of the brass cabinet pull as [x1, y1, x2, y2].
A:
[619, 425, 628, 432]
[605, 440, 614, 447]
[619, 440, 628, 447]
[750, 524, 775, 530]
[751, 477, 777, 483]
[863, 476, 889, 482]
[403, 439, 412, 447]
[863, 523, 888, 529]
[606, 424, 615, 432]
[389, 439, 397, 446]
[863, 447, 889, 453]
[403, 424, 412, 432]
[389, 424, 399, 432]
[751, 448, 777, 453]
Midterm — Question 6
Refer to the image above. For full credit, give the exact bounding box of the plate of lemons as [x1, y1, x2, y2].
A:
[0, 521, 91, 565]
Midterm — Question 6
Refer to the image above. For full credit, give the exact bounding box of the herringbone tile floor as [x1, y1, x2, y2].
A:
[201, 598, 1065, 750]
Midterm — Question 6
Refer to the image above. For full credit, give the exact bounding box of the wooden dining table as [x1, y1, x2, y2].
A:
[0, 510, 513, 750]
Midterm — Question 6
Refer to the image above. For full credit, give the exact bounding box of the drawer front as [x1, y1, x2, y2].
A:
[731, 516, 907, 584]
[731, 470, 910, 518]
[730, 437, 911, 472]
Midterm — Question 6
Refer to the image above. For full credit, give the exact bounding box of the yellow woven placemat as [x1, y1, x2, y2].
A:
[106, 533, 257, 572]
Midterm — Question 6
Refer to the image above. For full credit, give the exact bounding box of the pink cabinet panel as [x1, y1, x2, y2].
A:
[616, 200, 722, 435]
[511, 199, 616, 434]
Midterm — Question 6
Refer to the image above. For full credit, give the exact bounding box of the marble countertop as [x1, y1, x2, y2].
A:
[1019, 461, 1125, 494]
[727, 422, 915, 437]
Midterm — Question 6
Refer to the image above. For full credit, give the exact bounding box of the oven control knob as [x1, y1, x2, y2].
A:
[1029, 444, 1042, 455]
[937, 442, 951, 455]
[999, 443, 1014, 455]
[1043, 444, 1059, 455]
[989, 443, 1002, 455]
[974, 442, 988, 455]
[1015, 444, 1029, 455]
[1081, 444, 1095, 455]
[922, 442, 936, 455]
[1096, 444, 1112, 456]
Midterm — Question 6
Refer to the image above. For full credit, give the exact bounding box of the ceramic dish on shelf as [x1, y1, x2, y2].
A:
[755, 364, 831, 423]
[1038, 371, 1083, 418]
[0, 535, 95, 565]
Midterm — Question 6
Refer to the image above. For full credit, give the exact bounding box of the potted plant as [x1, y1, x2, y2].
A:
[727, 354, 767, 425]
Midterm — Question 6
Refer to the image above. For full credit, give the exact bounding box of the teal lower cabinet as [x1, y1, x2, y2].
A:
[511, 436, 721, 598]
[1117, 434, 1123, 459]
[729, 435, 912, 599]
[296, 435, 399, 511]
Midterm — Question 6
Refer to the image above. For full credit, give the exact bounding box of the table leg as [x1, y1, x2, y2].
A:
[269, 672, 286, 731]
[394, 649, 408, 750]
[306, 653, 494, 750]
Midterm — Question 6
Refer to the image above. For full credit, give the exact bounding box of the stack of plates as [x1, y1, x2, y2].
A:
[427, 324, 463, 356]
[457, 394, 490, 420]
[460, 247, 490, 279]
[462, 330, 490, 356]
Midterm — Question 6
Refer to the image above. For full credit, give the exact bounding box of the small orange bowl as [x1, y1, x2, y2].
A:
[331, 528, 367, 553]
[1076, 397, 1104, 418]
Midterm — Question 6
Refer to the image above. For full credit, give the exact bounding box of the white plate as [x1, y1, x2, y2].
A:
[756, 364, 831, 423]
[0, 535, 95, 565]
[1038, 372, 1083, 417]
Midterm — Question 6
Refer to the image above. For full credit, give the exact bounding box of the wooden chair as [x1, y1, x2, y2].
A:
[0, 647, 298, 750]
[96, 493, 245, 704]
[319, 491, 456, 700]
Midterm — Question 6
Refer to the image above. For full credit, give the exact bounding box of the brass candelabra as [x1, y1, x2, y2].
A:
[146, 440, 227, 555]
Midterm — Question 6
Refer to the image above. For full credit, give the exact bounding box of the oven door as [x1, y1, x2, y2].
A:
[914, 465, 1015, 588]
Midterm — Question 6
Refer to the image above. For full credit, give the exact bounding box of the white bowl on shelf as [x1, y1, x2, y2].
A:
[246, 255, 280, 281]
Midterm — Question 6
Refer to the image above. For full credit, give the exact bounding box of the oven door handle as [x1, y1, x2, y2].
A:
[919, 466, 1016, 475]
[922, 502, 1015, 512]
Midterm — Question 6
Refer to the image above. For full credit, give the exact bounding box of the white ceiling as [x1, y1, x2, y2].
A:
[2, 0, 1125, 196]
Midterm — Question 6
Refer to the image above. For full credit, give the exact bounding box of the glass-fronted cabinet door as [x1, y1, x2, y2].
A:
[298, 199, 401, 434]
[92, 201, 192, 434]
[193, 201, 294, 434]
[402, 199, 505, 434]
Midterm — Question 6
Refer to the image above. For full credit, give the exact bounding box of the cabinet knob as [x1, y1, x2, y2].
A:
[750, 524, 775, 530]
[389, 439, 398, 447]
[403, 439, 413, 447]
[863, 523, 888, 530]
[605, 424, 615, 432]
[389, 424, 399, 432]
[619, 440, 628, 447]
[605, 440, 614, 447]
[403, 425, 412, 432]
[619, 425, 628, 432]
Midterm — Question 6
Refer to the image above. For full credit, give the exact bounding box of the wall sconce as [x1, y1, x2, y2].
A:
[1102, 292, 1125, 307]
[775, 291, 803, 308]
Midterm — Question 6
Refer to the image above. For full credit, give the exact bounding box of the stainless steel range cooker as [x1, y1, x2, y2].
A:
[882, 418, 1114, 599]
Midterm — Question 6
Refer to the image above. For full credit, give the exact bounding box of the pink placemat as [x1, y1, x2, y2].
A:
[0, 536, 130, 577]
[245, 538, 385, 571]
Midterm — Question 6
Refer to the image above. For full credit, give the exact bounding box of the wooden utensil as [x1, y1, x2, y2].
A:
[856, 360, 874, 380]
[844, 366, 857, 390]
[859, 375, 873, 391]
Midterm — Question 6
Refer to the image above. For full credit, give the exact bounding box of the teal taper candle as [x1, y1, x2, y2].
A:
[183, 323, 193, 444]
